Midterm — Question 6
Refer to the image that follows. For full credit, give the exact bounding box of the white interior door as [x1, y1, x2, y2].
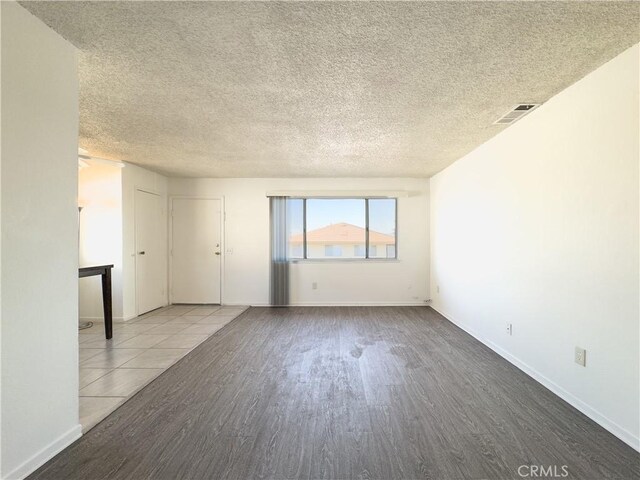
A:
[135, 190, 165, 314]
[171, 198, 221, 304]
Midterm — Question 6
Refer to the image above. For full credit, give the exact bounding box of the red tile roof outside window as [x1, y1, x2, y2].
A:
[289, 222, 394, 245]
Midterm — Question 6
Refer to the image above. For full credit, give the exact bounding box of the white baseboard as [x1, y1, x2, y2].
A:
[3, 424, 82, 480]
[122, 314, 138, 322]
[245, 302, 429, 307]
[430, 305, 640, 452]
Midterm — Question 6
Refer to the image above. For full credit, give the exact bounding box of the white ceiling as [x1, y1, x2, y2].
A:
[21, 1, 640, 178]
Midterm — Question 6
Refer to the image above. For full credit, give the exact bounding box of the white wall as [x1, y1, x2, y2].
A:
[1, 3, 80, 478]
[122, 164, 168, 320]
[0, 4, 4, 473]
[168, 178, 429, 306]
[78, 161, 168, 322]
[78, 161, 124, 321]
[430, 44, 639, 449]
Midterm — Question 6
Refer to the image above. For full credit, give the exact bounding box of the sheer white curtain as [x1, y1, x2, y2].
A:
[269, 196, 289, 306]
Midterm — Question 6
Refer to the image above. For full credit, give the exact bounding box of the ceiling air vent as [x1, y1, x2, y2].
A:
[493, 104, 540, 125]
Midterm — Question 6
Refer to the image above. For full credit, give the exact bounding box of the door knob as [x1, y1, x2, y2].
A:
[214, 252, 221, 256]
[138, 251, 145, 255]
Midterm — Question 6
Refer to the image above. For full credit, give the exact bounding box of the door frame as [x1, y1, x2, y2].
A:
[134, 187, 167, 316]
[168, 195, 225, 305]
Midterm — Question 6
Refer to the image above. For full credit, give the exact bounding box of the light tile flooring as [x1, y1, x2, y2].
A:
[79, 304, 248, 431]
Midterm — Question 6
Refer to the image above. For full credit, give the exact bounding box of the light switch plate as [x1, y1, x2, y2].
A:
[575, 347, 586, 366]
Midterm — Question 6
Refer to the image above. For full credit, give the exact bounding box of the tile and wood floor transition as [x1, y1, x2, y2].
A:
[79, 304, 248, 431]
[34, 307, 638, 479]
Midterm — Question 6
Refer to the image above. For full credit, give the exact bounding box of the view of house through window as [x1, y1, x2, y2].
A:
[287, 198, 397, 260]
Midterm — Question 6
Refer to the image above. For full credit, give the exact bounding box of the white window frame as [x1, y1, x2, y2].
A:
[290, 197, 398, 261]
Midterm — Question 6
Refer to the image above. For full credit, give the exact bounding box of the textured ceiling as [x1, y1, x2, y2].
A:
[21, 1, 640, 178]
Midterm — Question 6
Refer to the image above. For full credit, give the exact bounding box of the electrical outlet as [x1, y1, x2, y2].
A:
[312, 282, 317, 290]
[506, 323, 512, 336]
[436, 285, 440, 293]
[575, 347, 586, 366]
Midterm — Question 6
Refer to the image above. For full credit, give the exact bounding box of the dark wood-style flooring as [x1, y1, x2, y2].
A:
[30, 307, 639, 479]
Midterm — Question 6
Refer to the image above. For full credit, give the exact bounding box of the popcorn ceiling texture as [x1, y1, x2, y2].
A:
[21, 1, 640, 178]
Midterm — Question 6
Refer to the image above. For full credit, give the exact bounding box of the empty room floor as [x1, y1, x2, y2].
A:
[79, 304, 248, 430]
[35, 307, 639, 479]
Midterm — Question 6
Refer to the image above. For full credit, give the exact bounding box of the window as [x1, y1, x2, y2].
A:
[368, 199, 396, 259]
[324, 245, 342, 257]
[286, 197, 397, 260]
[386, 245, 396, 258]
[290, 245, 303, 258]
[286, 198, 305, 259]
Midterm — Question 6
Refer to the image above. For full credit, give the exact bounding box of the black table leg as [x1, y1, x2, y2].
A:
[101, 268, 113, 339]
